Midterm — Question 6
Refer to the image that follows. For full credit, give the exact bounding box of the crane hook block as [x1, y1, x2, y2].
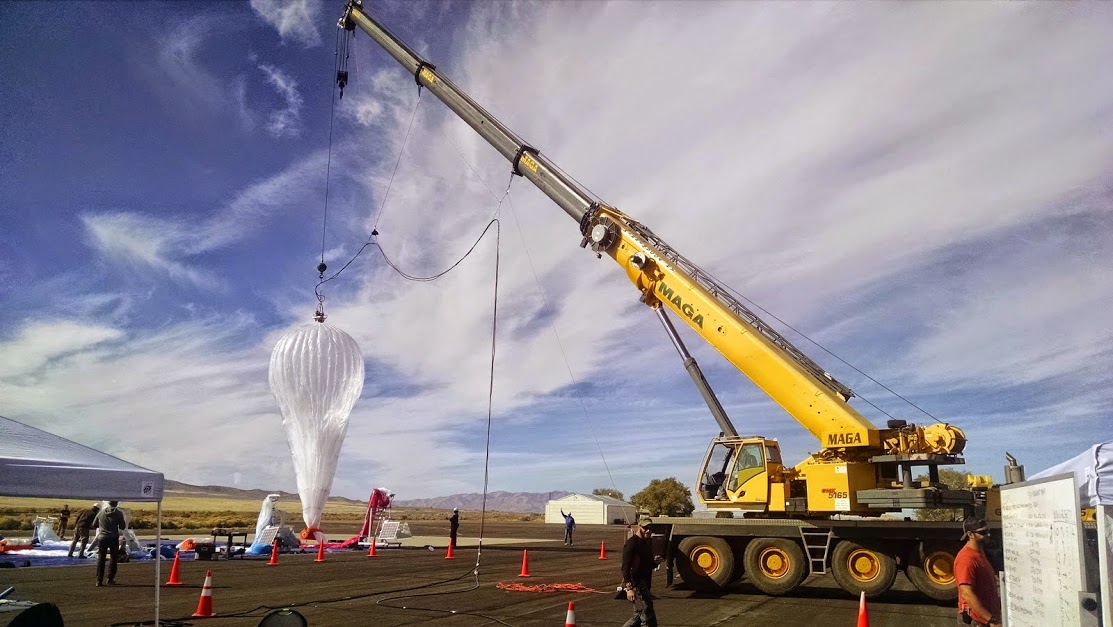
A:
[337, 71, 349, 97]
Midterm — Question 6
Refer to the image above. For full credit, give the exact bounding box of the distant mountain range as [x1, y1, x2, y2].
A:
[164, 480, 571, 514]
[394, 491, 573, 513]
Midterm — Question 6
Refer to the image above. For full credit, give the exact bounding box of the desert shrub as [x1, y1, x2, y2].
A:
[0, 516, 32, 531]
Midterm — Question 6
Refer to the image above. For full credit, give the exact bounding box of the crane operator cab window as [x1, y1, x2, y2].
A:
[699, 442, 734, 501]
[727, 443, 765, 493]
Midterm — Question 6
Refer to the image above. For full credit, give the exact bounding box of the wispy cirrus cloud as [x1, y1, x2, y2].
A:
[258, 64, 304, 138]
[81, 212, 219, 288]
[81, 152, 327, 287]
[250, 0, 322, 47]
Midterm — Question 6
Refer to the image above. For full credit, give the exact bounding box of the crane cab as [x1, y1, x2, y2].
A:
[698, 437, 786, 512]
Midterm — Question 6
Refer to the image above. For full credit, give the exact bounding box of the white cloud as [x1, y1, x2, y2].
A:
[81, 212, 219, 288]
[80, 153, 328, 286]
[258, 64, 304, 138]
[0, 321, 123, 379]
[9, 2, 1113, 501]
[250, 0, 322, 47]
[153, 17, 224, 112]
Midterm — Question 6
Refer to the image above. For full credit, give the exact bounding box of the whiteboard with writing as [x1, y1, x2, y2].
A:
[1000, 474, 1086, 627]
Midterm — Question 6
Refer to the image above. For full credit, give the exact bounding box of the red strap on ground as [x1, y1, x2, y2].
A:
[496, 582, 596, 593]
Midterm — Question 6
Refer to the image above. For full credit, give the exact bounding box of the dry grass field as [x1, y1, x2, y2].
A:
[0, 486, 541, 534]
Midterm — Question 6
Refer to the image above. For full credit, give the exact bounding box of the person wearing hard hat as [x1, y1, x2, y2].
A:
[621, 518, 657, 627]
[67, 503, 100, 558]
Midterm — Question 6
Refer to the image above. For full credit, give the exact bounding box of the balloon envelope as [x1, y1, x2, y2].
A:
[268, 323, 364, 538]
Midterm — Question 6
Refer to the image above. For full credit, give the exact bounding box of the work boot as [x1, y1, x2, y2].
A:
[107, 580, 118, 585]
[95, 582, 102, 587]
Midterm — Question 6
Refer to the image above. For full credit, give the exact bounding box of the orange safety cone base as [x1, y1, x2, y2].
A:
[445, 541, 455, 559]
[857, 590, 869, 627]
[267, 541, 279, 566]
[315, 542, 326, 562]
[598, 541, 607, 560]
[564, 601, 576, 627]
[165, 550, 183, 585]
[367, 537, 377, 558]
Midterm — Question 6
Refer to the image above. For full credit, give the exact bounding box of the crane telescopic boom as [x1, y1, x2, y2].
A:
[340, 0, 972, 515]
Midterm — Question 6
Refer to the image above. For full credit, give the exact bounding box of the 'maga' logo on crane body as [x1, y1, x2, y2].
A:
[657, 281, 705, 328]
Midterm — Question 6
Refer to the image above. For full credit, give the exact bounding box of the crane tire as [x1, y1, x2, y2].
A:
[830, 540, 898, 598]
[675, 536, 735, 593]
[905, 542, 959, 602]
[742, 537, 807, 596]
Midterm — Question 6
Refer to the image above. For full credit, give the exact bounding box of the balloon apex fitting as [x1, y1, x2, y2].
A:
[313, 306, 327, 323]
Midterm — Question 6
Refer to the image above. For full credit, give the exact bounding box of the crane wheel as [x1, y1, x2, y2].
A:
[830, 540, 897, 598]
[742, 537, 806, 596]
[905, 542, 959, 602]
[675, 536, 736, 593]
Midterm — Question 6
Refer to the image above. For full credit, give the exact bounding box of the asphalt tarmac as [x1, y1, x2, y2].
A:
[1, 522, 959, 627]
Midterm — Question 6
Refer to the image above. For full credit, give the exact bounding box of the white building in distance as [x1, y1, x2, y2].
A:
[545, 493, 637, 525]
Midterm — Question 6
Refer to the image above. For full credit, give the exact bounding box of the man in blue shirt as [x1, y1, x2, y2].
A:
[561, 510, 576, 545]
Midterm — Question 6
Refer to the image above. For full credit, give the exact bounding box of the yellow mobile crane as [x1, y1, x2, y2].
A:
[339, 0, 991, 600]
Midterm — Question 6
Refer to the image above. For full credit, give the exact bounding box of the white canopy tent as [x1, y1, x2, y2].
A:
[0, 415, 165, 624]
[1030, 439, 1113, 507]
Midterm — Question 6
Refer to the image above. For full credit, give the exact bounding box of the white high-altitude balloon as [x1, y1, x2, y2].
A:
[268, 322, 364, 541]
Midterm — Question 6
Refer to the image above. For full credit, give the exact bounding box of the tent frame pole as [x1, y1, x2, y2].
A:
[155, 501, 161, 625]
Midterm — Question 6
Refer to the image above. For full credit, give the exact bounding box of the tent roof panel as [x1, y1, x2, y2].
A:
[0, 415, 163, 501]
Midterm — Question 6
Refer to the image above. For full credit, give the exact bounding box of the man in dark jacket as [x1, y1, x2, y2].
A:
[93, 501, 127, 586]
[447, 508, 460, 548]
[621, 518, 657, 627]
[58, 504, 70, 540]
[67, 503, 99, 558]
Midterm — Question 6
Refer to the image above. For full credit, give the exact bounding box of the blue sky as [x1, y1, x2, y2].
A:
[1, 1, 1111, 503]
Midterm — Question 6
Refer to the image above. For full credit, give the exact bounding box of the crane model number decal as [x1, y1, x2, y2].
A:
[419, 67, 438, 85]
[657, 281, 705, 328]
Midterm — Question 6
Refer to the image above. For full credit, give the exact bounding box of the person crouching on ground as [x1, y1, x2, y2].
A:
[621, 518, 657, 627]
[954, 517, 1001, 626]
[94, 501, 127, 586]
[68, 503, 99, 558]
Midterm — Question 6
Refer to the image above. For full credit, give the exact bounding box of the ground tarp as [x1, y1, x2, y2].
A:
[1030, 439, 1113, 507]
[0, 415, 163, 501]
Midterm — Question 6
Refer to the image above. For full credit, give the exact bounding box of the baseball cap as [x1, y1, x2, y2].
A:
[637, 518, 653, 529]
[961, 517, 989, 541]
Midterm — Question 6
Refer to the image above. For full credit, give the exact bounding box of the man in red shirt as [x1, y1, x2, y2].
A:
[953, 517, 1001, 626]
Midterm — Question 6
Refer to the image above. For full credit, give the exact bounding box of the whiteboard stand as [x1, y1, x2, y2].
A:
[1001, 473, 1094, 627]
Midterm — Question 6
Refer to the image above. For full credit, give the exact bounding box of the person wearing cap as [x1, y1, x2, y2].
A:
[954, 517, 1001, 626]
[447, 507, 459, 549]
[67, 503, 100, 558]
[561, 509, 576, 545]
[621, 518, 657, 627]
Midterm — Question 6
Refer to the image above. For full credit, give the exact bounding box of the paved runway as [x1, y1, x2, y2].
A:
[1, 522, 959, 626]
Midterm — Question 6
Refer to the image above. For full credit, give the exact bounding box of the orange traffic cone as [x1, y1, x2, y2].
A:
[564, 601, 576, 626]
[445, 540, 455, 560]
[857, 590, 869, 627]
[165, 550, 183, 586]
[267, 540, 279, 566]
[315, 542, 326, 563]
[518, 549, 531, 577]
[191, 570, 214, 618]
[367, 536, 377, 558]
[598, 541, 607, 560]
